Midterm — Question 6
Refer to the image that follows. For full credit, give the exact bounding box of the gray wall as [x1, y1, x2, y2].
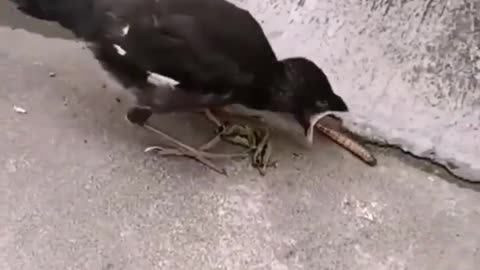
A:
[230, 0, 480, 181]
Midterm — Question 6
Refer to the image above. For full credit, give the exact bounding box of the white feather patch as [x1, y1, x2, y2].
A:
[113, 44, 126, 56]
[148, 72, 179, 88]
[121, 25, 130, 36]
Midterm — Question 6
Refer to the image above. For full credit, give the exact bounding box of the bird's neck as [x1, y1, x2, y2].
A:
[252, 61, 296, 112]
[231, 61, 294, 113]
[230, 61, 279, 111]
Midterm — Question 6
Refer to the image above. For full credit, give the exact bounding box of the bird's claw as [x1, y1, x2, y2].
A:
[144, 146, 182, 155]
[145, 144, 227, 174]
[140, 120, 247, 175]
[129, 108, 264, 176]
[144, 143, 246, 176]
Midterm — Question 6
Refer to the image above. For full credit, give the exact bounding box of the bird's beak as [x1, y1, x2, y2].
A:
[305, 112, 331, 145]
[305, 94, 349, 144]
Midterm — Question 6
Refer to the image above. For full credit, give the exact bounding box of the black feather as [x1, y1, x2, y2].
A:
[10, 0, 348, 133]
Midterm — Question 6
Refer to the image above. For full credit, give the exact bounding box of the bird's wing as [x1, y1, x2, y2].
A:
[96, 0, 277, 94]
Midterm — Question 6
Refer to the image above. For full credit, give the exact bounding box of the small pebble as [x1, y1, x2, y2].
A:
[49, 72, 56, 77]
[13, 106, 27, 114]
[5, 159, 17, 173]
[292, 152, 303, 158]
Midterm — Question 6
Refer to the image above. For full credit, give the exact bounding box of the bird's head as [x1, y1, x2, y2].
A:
[268, 57, 348, 144]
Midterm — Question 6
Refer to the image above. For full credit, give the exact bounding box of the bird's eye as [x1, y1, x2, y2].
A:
[315, 100, 328, 109]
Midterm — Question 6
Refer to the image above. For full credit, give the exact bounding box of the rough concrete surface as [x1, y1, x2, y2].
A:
[1, 16, 480, 270]
[228, 0, 480, 181]
[0, 0, 478, 182]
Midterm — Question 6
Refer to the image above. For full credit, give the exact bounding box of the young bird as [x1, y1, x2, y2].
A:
[11, 0, 348, 172]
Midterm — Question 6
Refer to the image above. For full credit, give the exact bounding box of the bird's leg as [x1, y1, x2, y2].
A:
[126, 107, 247, 175]
[132, 104, 276, 176]
[196, 109, 229, 151]
[203, 108, 223, 128]
[141, 124, 246, 160]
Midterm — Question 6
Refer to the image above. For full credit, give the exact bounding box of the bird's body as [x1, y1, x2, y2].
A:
[11, 0, 349, 174]
[15, 0, 279, 108]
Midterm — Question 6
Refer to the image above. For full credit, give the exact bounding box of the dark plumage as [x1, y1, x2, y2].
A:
[11, 0, 349, 173]
[12, 0, 348, 133]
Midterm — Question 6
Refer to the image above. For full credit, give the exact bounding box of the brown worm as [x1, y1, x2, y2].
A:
[315, 124, 377, 166]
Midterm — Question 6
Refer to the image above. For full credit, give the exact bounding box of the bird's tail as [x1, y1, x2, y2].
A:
[10, 0, 94, 38]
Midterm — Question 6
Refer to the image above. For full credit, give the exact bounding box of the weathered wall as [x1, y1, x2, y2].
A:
[229, 0, 480, 181]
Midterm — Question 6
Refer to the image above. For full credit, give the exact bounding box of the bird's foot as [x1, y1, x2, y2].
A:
[142, 123, 247, 176]
[249, 127, 275, 175]
[126, 106, 247, 175]
[203, 110, 275, 175]
[220, 123, 275, 176]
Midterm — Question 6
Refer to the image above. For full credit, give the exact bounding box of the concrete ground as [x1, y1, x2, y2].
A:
[1, 11, 480, 270]
[231, 0, 480, 181]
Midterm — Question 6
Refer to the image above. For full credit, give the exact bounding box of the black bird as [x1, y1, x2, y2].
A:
[11, 0, 348, 172]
